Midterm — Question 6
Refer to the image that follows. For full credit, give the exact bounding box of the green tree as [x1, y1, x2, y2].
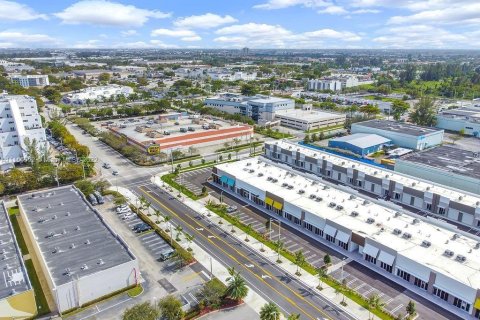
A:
[367, 293, 385, 319]
[274, 240, 284, 263]
[410, 96, 437, 126]
[158, 295, 184, 320]
[323, 254, 331, 266]
[240, 83, 258, 96]
[122, 302, 159, 320]
[294, 250, 306, 276]
[98, 73, 111, 82]
[406, 300, 416, 318]
[43, 86, 61, 103]
[391, 100, 410, 121]
[316, 267, 327, 290]
[184, 233, 194, 251]
[287, 314, 301, 320]
[225, 267, 249, 301]
[311, 133, 317, 142]
[260, 302, 281, 320]
[303, 134, 310, 144]
[198, 279, 225, 309]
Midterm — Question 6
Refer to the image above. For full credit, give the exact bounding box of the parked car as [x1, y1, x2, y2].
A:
[187, 127, 195, 131]
[117, 208, 131, 214]
[132, 223, 151, 233]
[116, 204, 128, 211]
[180, 127, 187, 133]
[93, 191, 104, 204]
[122, 212, 135, 220]
[112, 170, 119, 176]
[226, 205, 237, 213]
[87, 194, 98, 206]
[159, 248, 175, 261]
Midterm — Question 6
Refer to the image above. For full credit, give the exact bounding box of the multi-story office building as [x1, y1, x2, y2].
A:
[18, 186, 139, 313]
[10, 74, 49, 88]
[212, 157, 480, 318]
[263, 140, 480, 230]
[274, 108, 346, 131]
[351, 120, 444, 150]
[0, 94, 47, 164]
[308, 79, 342, 91]
[204, 93, 294, 122]
[436, 107, 480, 137]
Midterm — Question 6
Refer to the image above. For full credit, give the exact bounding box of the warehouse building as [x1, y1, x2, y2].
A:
[328, 133, 392, 157]
[0, 203, 37, 319]
[212, 158, 480, 318]
[274, 107, 345, 131]
[264, 140, 480, 230]
[351, 120, 444, 150]
[395, 145, 480, 195]
[18, 186, 139, 313]
[436, 107, 480, 137]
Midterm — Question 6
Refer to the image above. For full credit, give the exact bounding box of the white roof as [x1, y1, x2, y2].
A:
[275, 109, 345, 122]
[330, 133, 391, 149]
[271, 140, 480, 208]
[216, 158, 480, 290]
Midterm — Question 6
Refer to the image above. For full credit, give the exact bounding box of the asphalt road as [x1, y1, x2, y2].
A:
[136, 182, 355, 320]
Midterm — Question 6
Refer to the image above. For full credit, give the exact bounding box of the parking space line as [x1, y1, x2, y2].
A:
[354, 283, 365, 291]
[143, 238, 162, 244]
[384, 298, 394, 305]
[305, 254, 317, 260]
[363, 288, 375, 296]
[390, 304, 404, 313]
[287, 243, 299, 250]
[347, 279, 357, 286]
[310, 258, 322, 265]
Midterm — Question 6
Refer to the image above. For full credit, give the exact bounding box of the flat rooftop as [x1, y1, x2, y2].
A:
[274, 109, 345, 122]
[269, 140, 480, 208]
[353, 120, 442, 137]
[400, 145, 480, 180]
[330, 133, 391, 148]
[216, 158, 480, 289]
[440, 107, 480, 120]
[18, 186, 135, 286]
[249, 97, 292, 104]
[0, 203, 30, 300]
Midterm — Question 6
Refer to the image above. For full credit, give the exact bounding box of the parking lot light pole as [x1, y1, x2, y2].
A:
[341, 257, 345, 281]
[269, 218, 281, 242]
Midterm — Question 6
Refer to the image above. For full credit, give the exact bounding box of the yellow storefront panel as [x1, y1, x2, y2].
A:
[265, 197, 274, 206]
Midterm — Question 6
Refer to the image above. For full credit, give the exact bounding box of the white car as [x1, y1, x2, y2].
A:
[116, 205, 129, 211]
[117, 208, 131, 214]
[122, 212, 136, 220]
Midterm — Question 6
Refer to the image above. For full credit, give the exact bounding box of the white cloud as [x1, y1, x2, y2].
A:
[55, 0, 170, 27]
[214, 23, 361, 48]
[72, 39, 102, 48]
[181, 36, 202, 42]
[388, 3, 480, 25]
[254, 0, 329, 10]
[317, 5, 348, 15]
[151, 29, 197, 37]
[372, 25, 475, 48]
[121, 29, 137, 37]
[351, 9, 380, 14]
[0, 31, 58, 46]
[174, 13, 237, 29]
[113, 40, 178, 49]
[0, 1, 47, 21]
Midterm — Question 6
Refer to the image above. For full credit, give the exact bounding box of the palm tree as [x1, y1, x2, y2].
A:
[175, 225, 183, 241]
[184, 233, 194, 251]
[79, 156, 95, 178]
[55, 153, 68, 166]
[294, 250, 306, 276]
[316, 267, 327, 290]
[367, 293, 385, 319]
[287, 314, 301, 320]
[260, 302, 281, 320]
[274, 240, 284, 263]
[244, 223, 253, 242]
[153, 208, 162, 224]
[225, 267, 249, 302]
[163, 215, 173, 245]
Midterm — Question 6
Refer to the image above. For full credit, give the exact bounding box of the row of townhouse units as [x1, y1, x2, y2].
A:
[264, 140, 480, 231]
[212, 158, 480, 318]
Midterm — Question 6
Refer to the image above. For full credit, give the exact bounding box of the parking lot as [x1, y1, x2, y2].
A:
[174, 167, 211, 195]
[179, 167, 456, 320]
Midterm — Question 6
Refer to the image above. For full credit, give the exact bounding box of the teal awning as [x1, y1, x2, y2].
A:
[220, 175, 228, 183]
[226, 178, 235, 187]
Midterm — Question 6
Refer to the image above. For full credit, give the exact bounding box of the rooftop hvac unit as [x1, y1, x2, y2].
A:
[349, 195, 356, 200]
[329, 202, 336, 208]
[309, 194, 316, 199]
[412, 219, 420, 225]
[367, 218, 375, 224]
[323, 186, 329, 190]
[298, 190, 305, 194]
[422, 240, 431, 248]
[64, 268, 72, 276]
[402, 232, 412, 239]
[336, 205, 344, 210]
[456, 255, 467, 262]
[363, 200, 370, 205]
[315, 197, 323, 202]
[258, 173, 264, 177]
[246, 162, 251, 166]
[267, 177, 273, 181]
[272, 178, 278, 183]
[394, 212, 402, 217]
[287, 185, 294, 189]
[393, 228, 402, 235]
[249, 169, 254, 173]
[452, 234, 460, 240]
[38, 217, 46, 223]
[351, 211, 359, 217]
[475, 243, 480, 249]
[444, 249, 455, 257]
[282, 183, 288, 187]
[52, 247, 60, 254]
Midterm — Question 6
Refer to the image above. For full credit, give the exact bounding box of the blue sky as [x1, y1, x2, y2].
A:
[0, 0, 479, 49]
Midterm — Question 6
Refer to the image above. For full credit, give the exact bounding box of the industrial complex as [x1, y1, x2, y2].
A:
[263, 140, 480, 231]
[436, 107, 480, 137]
[212, 156, 480, 318]
[17, 186, 139, 313]
[328, 133, 392, 157]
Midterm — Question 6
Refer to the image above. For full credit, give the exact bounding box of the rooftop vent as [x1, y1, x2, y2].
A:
[75, 226, 80, 231]
[298, 189, 305, 194]
[249, 169, 254, 173]
[456, 255, 467, 262]
[393, 228, 402, 235]
[323, 186, 329, 190]
[85, 239, 91, 245]
[309, 194, 316, 199]
[412, 182, 416, 187]
[287, 185, 294, 190]
[459, 196, 463, 200]
[351, 211, 359, 217]
[246, 162, 251, 166]
[444, 249, 454, 257]
[336, 205, 344, 210]
[452, 234, 460, 240]
[475, 243, 480, 249]
[315, 197, 323, 202]
[272, 178, 278, 183]
[52, 215, 57, 220]
[402, 232, 412, 239]
[52, 247, 60, 254]
[267, 176, 273, 181]
[349, 195, 356, 200]
[367, 218, 375, 224]
[282, 182, 288, 187]
[81, 264, 88, 270]
[422, 240, 431, 248]
[373, 171, 378, 175]
[70, 243, 75, 249]
[66, 212, 71, 216]
[98, 259, 104, 265]
[38, 217, 46, 223]
[64, 268, 72, 276]
[329, 202, 336, 208]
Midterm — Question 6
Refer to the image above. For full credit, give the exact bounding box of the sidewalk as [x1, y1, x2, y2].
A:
[151, 177, 376, 320]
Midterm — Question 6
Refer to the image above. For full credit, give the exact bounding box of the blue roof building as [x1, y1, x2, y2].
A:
[328, 133, 392, 157]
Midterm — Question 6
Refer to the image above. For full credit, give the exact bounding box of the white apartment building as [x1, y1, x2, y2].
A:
[308, 79, 342, 91]
[10, 74, 50, 88]
[0, 60, 34, 72]
[213, 158, 480, 318]
[0, 93, 47, 164]
[308, 75, 373, 92]
[63, 85, 134, 105]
